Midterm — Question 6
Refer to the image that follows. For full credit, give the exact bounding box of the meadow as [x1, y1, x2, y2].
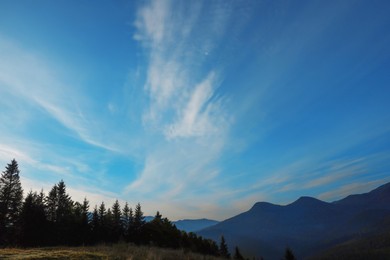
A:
[0, 244, 224, 260]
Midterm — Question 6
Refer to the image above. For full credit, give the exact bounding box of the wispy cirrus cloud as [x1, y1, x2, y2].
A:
[127, 0, 234, 205]
[318, 178, 390, 201]
[0, 36, 117, 152]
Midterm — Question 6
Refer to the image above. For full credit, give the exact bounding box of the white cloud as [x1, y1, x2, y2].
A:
[127, 0, 234, 210]
[0, 36, 118, 152]
[133, 0, 171, 46]
[165, 72, 227, 138]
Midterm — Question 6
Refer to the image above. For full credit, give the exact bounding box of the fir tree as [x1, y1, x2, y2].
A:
[233, 246, 244, 259]
[98, 202, 106, 225]
[133, 203, 145, 244]
[56, 180, 73, 224]
[73, 198, 90, 245]
[98, 201, 107, 241]
[19, 191, 47, 246]
[134, 203, 145, 228]
[284, 247, 296, 260]
[44, 181, 74, 244]
[127, 206, 134, 242]
[46, 184, 58, 222]
[122, 202, 130, 238]
[91, 205, 99, 243]
[0, 159, 23, 244]
[105, 208, 114, 242]
[111, 200, 122, 242]
[219, 235, 231, 258]
[80, 198, 90, 243]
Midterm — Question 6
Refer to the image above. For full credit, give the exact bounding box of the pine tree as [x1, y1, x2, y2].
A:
[233, 246, 244, 259]
[81, 198, 90, 243]
[0, 159, 23, 244]
[127, 206, 134, 242]
[111, 200, 122, 242]
[98, 202, 107, 242]
[134, 203, 145, 228]
[46, 184, 58, 222]
[98, 202, 106, 225]
[73, 198, 90, 245]
[122, 202, 130, 239]
[45, 181, 74, 245]
[56, 180, 73, 224]
[105, 208, 114, 242]
[91, 205, 99, 243]
[284, 247, 296, 260]
[19, 191, 47, 246]
[219, 235, 231, 258]
[133, 203, 145, 244]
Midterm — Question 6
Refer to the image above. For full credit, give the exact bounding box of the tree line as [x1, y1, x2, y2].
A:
[0, 159, 250, 258]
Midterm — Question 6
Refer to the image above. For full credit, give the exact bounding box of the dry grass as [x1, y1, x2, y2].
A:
[0, 244, 223, 260]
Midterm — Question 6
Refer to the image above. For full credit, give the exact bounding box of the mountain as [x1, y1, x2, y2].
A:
[173, 218, 219, 232]
[197, 182, 390, 259]
[144, 216, 154, 222]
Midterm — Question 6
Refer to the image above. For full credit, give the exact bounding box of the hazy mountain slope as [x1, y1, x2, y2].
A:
[310, 217, 390, 260]
[198, 182, 390, 259]
[173, 219, 219, 232]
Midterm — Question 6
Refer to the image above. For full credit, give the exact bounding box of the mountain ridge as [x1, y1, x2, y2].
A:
[173, 218, 219, 233]
[197, 181, 390, 259]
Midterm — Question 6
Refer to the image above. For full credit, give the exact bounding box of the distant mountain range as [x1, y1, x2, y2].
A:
[197, 182, 390, 259]
[143, 216, 219, 233]
[174, 218, 219, 233]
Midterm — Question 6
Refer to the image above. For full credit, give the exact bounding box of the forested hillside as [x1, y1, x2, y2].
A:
[0, 159, 228, 258]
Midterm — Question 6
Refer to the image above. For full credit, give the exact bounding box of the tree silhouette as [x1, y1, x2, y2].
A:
[19, 191, 48, 246]
[284, 247, 296, 260]
[111, 199, 122, 242]
[73, 198, 90, 245]
[0, 159, 23, 244]
[219, 235, 231, 258]
[45, 180, 74, 245]
[144, 211, 182, 248]
[91, 205, 99, 243]
[133, 202, 145, 244]
[0, 160, 222, 256]
[122, 202, 130, 239]
[46, 184, 58, 223]
[98, 202, 107, 242]
[233, 246, 244, 259]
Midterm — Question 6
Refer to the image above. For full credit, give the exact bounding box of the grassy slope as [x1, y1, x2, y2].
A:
[309, 231, 390, 260]
[0, 244, 224, 260]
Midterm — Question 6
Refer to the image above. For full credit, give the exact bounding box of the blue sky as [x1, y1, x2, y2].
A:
[1, 0, 390, 220]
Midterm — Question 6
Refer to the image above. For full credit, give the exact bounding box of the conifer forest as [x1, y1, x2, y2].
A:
[0, 159, 227, 257]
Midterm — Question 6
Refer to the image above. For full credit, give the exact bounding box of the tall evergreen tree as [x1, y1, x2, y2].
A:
[73, 198, 90, 245]
[233, 246, 244, 260]
[98, 202, 107, 241]
[45, 181, 74, 244]
[105, 208, 114, 242]
[126, 206, 134, 242]
[19, 191, 47, 246]
[133, 203, 145, 244]
[284, 247, 296, 260]
[80, 198, 90, 244]
[134, 203, 145, 228]
[56, 180, 73, 223]
[122, 202, 130, 239]
[0, 159, 23, 244]
[91, 205, 99, 243]
[46, 184, 58, 223]
[219, 235, 231, 258]
[111, 200, 122, 242]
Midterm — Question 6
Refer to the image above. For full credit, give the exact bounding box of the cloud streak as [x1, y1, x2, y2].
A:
[0, 37, 117, 152]
[127, 0, 234, 209]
